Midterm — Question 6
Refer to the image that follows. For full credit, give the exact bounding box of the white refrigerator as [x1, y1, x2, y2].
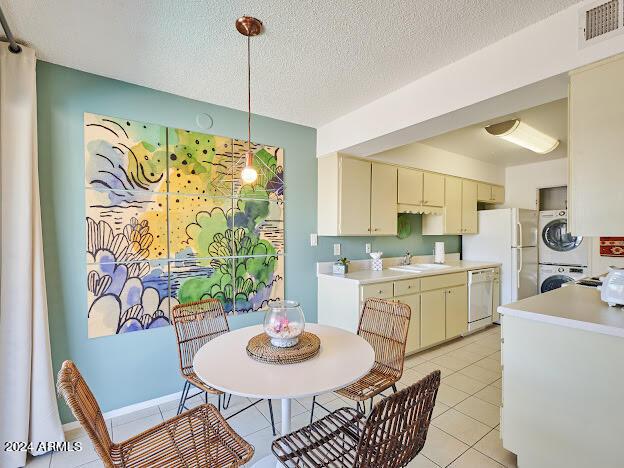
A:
[463, 208, 538, 306]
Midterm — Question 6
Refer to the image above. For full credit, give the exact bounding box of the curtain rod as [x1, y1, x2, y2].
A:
[0, 5, 21, 53]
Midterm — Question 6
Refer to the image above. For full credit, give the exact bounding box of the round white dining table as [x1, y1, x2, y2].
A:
[193, 323, 375, 468]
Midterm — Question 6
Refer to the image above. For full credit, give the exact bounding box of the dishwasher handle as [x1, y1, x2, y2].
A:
[468, 268, 496, 284]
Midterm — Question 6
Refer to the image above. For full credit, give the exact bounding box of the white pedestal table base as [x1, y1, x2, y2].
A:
[252, 398, 291, 468]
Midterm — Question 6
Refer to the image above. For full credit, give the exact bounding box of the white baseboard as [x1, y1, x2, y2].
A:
[62, 390, 183, 432]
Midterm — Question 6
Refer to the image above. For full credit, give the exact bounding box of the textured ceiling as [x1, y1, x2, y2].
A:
[3, 0, 579, 127]
[421, 98, 568, 167]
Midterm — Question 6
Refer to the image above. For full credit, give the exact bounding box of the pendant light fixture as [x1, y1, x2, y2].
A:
[236, 16, 262, 184]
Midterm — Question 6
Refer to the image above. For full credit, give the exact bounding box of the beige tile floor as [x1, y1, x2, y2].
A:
[26, 325, 516, 468]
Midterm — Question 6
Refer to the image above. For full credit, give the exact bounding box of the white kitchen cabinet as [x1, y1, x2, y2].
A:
[397, 168, 424, 205]
[422, 176, 462, 235]
[569, 54, 624, 236]
[397, 169, 444, 208]
[420, 289, 446, 348]
[501, 311, 624, 467]
[477, 183, 491, 202]
[477, 183, 505, 204]
[318, 270, 469, 354]
[397, 293, 421, 354]
[318, 152, 504, 236]
[461, 180, 478, 234]
[423, 172, 445, 207]
[317, 153, 396, 236]
[360, 281, 394, 300]
[491, 185, 505, 204]
[338, 157, 372, 235]
[445, 285, 468, 338]
[370, 163, 398, 235]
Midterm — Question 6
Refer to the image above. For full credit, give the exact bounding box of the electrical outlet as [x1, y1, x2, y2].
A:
[310, 233, 318, 246]
[365, 243, 371, 254]
[333, 243, 341, 256]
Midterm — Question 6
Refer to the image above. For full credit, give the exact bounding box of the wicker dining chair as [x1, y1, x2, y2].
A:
[310, 297, 411, 422]
[171, 298, 276, 435]
[57, 360, 254, 468]
[273, 370, 441, 468]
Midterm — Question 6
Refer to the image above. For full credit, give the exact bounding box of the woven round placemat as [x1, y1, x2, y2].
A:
[246, 332, 320, 365]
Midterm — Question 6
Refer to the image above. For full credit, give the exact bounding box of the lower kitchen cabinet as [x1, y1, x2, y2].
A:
[420, 289, 446, 348]
[318, 270, 470, 356]
[445, 285, 468, 338]
[396, 293, 421, 354]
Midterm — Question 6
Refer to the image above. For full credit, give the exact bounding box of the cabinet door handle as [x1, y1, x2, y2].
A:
[423, 200, 428, 204]
[373, 228, 379, 232]
[378, 290, 383, 294]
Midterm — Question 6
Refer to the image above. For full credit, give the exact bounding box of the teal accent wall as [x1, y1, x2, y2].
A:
[37, 61, 459, 423]
[316, 214, 460, 262]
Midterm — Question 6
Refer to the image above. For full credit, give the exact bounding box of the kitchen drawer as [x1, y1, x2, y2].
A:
[393, 278, 420, 296]
[360, 282, 394, 300]
[420, 272, 467, 291]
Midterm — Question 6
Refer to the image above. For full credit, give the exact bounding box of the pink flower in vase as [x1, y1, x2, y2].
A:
[272, 316, 290, 334]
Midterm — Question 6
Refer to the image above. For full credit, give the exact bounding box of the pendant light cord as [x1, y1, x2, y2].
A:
[247, 35, 251, 154]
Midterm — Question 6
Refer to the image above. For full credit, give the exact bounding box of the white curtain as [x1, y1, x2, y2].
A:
[0, 43, 64, 467]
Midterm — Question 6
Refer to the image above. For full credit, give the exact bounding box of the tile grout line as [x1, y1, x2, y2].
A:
[469, 426, 508, 468]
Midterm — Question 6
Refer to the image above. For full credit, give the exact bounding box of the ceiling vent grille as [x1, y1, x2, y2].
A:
[579, 0, 624, 47]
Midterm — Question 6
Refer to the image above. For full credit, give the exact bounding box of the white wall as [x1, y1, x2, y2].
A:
[369, 142, 505, 185]
[318, 0, 624, 156]
[503, 158, 624, 274]
[503, 158, 568, 209]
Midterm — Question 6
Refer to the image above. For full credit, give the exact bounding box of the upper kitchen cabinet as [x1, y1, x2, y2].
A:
[397, 169, 444, 209]
[569, 54, 624, 236]
[491, 185, 505, 204]
[423, 177, 478, 234]
[477, 183, 505, 204]
[371, 163, 398, 235]
[423, 176, 462, 235]
[398, 168, 423, 205]
[339, 157, 373, 235]
[317, 153, 397, 236]
[461, 180, 478, 234]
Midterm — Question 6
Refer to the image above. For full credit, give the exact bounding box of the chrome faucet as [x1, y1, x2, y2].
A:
[402, 251, 412, 266]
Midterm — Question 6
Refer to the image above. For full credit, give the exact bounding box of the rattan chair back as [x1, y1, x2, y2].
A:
[57, 360, 114, 466]
[357, 298, 411, 382]
[171, 299, 230, 379]
[355, 370, 441, 468]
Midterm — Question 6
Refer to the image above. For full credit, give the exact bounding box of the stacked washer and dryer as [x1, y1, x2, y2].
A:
[538, 210, 589, 293]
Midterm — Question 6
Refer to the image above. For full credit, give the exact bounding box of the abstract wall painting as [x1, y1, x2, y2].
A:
[84, 113, 284, 338]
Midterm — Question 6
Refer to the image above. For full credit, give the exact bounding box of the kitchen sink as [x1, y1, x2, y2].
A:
[389, 263, 453, 273]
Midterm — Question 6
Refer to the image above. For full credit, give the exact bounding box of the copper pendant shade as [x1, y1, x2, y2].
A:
[236, 16, 263, 37]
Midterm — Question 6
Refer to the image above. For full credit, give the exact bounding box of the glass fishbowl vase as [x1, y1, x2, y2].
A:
[263, 300, 305, 348]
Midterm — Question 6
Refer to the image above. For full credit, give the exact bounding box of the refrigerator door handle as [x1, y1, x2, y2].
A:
[516, 221, 523, 248]
[517, 248, 523, 289]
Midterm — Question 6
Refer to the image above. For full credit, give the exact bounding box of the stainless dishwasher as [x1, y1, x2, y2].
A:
[468, 268, 495, 332]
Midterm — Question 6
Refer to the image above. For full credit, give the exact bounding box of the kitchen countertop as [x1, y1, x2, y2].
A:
[317, 260, 501, 284]
[499, 284, 624, 338]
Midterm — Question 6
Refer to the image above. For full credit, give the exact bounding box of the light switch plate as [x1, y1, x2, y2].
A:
[365, 243, 371, 254]
[333, 243, 341, 256]
[310, 233, 318, 246]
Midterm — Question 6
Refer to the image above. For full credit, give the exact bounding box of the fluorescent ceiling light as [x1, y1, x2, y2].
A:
[484, 119, 559, 154]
